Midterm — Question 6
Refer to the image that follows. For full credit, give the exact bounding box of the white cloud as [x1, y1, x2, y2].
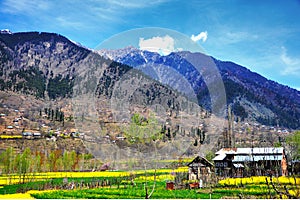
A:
[191, 31, 208, 42]
[280, 47, 300, 76]
[1, 0, 49, 14]
[139, 35, 175, 56]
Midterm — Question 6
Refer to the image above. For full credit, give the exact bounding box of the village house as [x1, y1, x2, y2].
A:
[213, 147, 288, 177]
[187, 156, 213, 188]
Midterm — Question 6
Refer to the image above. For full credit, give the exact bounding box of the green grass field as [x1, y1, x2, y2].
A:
[30, 181, 223, 199]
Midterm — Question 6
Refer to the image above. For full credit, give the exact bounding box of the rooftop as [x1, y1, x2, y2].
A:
[215, 147, 284, 155]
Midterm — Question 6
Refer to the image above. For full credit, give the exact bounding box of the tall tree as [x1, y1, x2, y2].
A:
[15, 147, 31, 183]
[285, 130, 300, 160]
[0, 147, 15, 174]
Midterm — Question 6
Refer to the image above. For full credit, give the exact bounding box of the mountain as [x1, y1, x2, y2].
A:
[0, 31, 212, 164]
[0, 31, 187, 125]
[98, 47, 300, 129]
[0, 31, 90, 99]
[1, 31, 299, 129]
[0, 32, 172, 102]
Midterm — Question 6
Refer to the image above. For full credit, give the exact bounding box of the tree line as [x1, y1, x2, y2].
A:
[0, 147, 94, 183]
[42, 107, 64, 123]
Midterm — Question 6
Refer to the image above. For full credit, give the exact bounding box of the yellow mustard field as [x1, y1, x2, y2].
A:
[138, 166, 188, 174]
[132, 174, 175, 182]
[0, 135, 22, 139]
[0, 171, 130, 185]
[0, 189, 54, 199]
[219, 176, 300, 186]
[0, 167, 188, 185]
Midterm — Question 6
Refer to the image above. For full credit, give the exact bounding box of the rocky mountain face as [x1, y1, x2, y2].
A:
[98, 47, 300, 129]
[0, 32, 90, 99]
[1, 31, 299, 129]
[0, 32, 187, 124]
[0, 32, 175, 104]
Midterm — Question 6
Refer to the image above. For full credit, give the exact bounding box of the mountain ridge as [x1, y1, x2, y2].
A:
[0, 31, 188, 124]
[98, 47, 300, 129]
[0, 31, 299, 129]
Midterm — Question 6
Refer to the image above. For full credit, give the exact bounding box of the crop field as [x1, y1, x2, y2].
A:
[0, 167, 188, 185]
[0, 135, 22, 139]
[0, 168, 299, 199]
[218, 176, 300, 186]
[29, 182, 223, 199]
[30, 176, 300, 199]
[216, 176, 300, 199]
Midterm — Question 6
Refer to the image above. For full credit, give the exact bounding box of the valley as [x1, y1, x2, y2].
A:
[0, 31, 299, 199]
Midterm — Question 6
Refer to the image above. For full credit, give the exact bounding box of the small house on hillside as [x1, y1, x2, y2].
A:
[187, 156, 213, 188]
[213, 147, 288, 177]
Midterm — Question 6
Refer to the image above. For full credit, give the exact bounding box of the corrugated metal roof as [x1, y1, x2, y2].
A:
[212, 154, 227, 161]
[215, 147, 283, 155]
[215, 148, 236, 155]
[235, 147, 284, 154]
[232, 155, 283, 162]
[213, 147, 284, 162]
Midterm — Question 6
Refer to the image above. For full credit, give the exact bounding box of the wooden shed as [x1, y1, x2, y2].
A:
[187, 156, 213, 188]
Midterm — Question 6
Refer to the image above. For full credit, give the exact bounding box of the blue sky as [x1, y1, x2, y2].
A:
[1, 0, 300, 90]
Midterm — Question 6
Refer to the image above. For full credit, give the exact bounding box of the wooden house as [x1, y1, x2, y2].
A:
[213, 147, 288, 177]
[187, 156, 213, 188]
